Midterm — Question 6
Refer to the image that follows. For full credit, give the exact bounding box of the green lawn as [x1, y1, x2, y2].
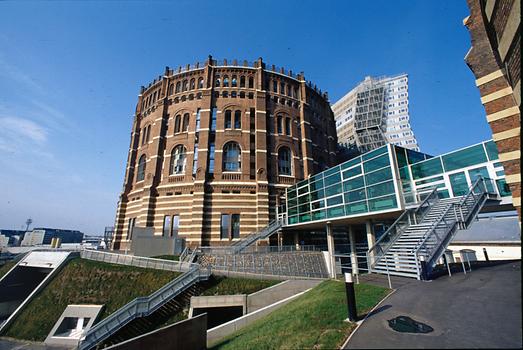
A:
[202, 275, 280, 296]
[0, 261, 16, 280]
[5, 258, 180, 341]
[210, 280, 390, 350]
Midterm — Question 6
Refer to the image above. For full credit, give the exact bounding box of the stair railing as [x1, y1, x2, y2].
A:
[79, 265, 210, 350]
[414, 176, 490, 279]
[367, 186, 439, 269]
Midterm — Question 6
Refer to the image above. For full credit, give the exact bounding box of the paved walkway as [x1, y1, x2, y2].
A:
[0, 339, 67, 350]
[347, 261, 522, 348]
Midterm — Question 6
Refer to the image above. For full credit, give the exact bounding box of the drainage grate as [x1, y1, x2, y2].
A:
[387, 316, 434, 334]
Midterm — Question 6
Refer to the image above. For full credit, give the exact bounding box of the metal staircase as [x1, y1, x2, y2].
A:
[229, 219, 283, 253]
[368, 177, 496, 280]
[78, 265, 210, 350]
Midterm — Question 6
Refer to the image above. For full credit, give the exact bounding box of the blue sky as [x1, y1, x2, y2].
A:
[0, 1, 491, 234]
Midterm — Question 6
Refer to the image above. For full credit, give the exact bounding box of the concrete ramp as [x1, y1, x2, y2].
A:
[0, 251, 75, 332]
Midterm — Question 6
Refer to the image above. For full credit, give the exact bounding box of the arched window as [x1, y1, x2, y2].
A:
[223, 142, 241, 171]
[182, 113, 189, 132]
[190, 78, 195, 90]
[240, 76, 245, 88]
[198, 77, 204, 89]
[146, 125, 151, 143]
[278, 147, 292, 175]
[170, 145, 186, 175]
[294, 87, 299, 99]
[174, 115, 181, 133]
[168, 84, 174, 95]
[224, 110, 232, 128]
[273, 81, 278, 93]
[285, 118, 291, 136]
[280, 82, 285, 94]
[223, 76, 229, 87]
[175, 81, 181, 93]
[215, 76, 221, 87]
[231, 76, 237, 87]
[234, 110, 241, 129]
[287, 85, 292, 96]
[137, 155, 146, 182]
[277, 115, 283, 134]
[182, 80, 188, 91]
[248, 77, 254, 88]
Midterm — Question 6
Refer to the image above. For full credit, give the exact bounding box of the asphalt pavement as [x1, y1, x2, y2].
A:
[346, 261, 522, 349]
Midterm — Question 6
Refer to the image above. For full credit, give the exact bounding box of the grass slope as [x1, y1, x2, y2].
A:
[5, 258, 180, 341]
[210, 280, 390, 350]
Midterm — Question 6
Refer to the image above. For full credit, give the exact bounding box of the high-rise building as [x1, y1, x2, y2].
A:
[464, 0, 521, 221]
[112, 57, 338, 250]
[332, 74, 419, 153]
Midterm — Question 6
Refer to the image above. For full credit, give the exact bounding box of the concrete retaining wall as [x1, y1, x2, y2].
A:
[247, 279, 321, 313]
[189, 295, 247, 317]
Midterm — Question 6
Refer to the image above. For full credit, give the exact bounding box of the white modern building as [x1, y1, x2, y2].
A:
[332, 74, 419, 153]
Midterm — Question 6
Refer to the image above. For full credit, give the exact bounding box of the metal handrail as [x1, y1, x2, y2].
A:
[79, 266, 209, 350]
[413, 187, 440, 223]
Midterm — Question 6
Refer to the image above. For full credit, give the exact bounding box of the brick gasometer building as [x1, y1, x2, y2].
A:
[464, 0, 521, 221]
[111, 57, 338, 250]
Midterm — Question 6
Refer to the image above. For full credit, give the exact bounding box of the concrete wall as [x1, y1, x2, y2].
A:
[131, 227, 185, 257]
[189, 295, 247, 317]
[106, 313, 207, 350]
[447, 243, 521, 261]
[206, 290, 309, 347]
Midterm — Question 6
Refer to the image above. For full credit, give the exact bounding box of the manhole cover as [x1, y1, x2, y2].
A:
[387, 316, 434, 334]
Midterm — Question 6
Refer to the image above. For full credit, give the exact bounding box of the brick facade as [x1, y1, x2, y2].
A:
[112, 57, 338, 250]
[464, 0, 521, 221]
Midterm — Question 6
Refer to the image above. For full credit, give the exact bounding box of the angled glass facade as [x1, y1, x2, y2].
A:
[283, 140, 510, 227]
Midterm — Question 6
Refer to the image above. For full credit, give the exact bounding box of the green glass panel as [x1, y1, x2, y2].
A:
[442, 144, 488, 172]
[310, 189, 325, 201]
[485, 140, 499, 161]
[288, 216, 298, 224]
[287, 189, 296, 199]
[411, 157, 444, 179]
[361, 145, 388, 161]
[299, 213, 311, 222]
[449, 172, 469, 197]
[288, 206, 298, 215]
[288, 199, 297, 208]
[345, 201, 368, 214]
[401, 180, 412, 192]
[312, 210, 326, 220]
[365, 167, 393, 186]
[437, 189, 450, 198]
[325, 184, 343, 197]
[327, 205, 345, 218]
[398, 166, 411, 181]
[340, 156, 361, 170]
[298, 186, 309, 195]
[298, 194, 310, 205]
[496, 170, 505, 176]
[311, 200, 325, 210]
[324, 173, 341, 187]
[309, 173, 322, 181]
[493, 162, 503, 168]
[496, 179, 511, 197]
[395, 146, 408, 168]
[363, 154, 390, 173]
[343, 176, 365, 192]
[324, 166, 340, 177]
[368, 195, 397, 211]
[406, 149, 426, 164]
[342, 166, 362, 180]
[327, 195, 343, 206]
[366, 180, 395, 199]
[298, 203, 310, 213]
[344, 188, 366, 203]
[415, 175, 444, 185]
[468, 167, 495, 193]
[296, 178, 308, 188]
[309, 178, 324, 191]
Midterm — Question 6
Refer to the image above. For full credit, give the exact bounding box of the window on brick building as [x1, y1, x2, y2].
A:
[278, 147, 292, 175]
[137, 155, 146, 182]
[277, 115, 283, 134]
[174, 115, 181, 133]
[223, 142, 241, 171]
[220, 214, 240, 240]
[215, 77, 221, 87]
[170, 145, 186, 175]
[175, 81, 181, 93]
[231, 76, 237, 87]
[224, 110, 232, 128]
[223, 75, 229, 87]
[285, 117, 291, 136]
[248, 77, 254, 88]
[240, 76, 245, 88]
[182, 80, 188, 91]
[198, 77, 204, 89]
[182, 113, 190, 132]
[190, 78, 195, 90]
[234, 110, 241, 129]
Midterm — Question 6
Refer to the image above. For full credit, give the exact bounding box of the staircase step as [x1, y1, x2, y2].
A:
[371, 268, 419, 278]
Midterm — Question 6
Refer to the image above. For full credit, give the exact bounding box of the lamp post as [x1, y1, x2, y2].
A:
[344, 273, 357, 322]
